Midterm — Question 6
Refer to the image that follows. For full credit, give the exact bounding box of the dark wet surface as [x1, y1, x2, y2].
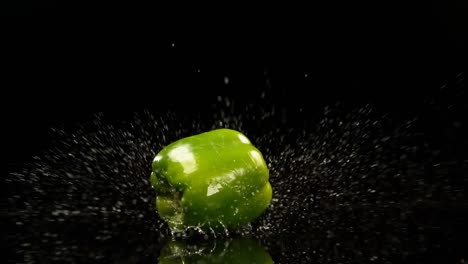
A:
[3, 7, 468, 262]
[3, 77, 468, 263]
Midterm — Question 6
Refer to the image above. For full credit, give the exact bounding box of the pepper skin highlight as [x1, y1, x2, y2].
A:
[150, 128, 272, 231]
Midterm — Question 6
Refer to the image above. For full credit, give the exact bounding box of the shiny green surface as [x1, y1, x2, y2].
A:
[151, 128, 272, 231]
[158, 237, 273, 264]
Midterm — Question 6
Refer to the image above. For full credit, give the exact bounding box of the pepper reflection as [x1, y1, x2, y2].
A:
[158, 236, 273, 264]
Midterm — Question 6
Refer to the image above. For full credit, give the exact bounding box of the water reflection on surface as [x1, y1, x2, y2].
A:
[158, 236, 273, 264]
[5, 98, 468, 263]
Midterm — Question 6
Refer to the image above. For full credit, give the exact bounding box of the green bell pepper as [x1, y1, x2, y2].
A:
[157, 236, 273, 264]
[150, 128, 272, 231]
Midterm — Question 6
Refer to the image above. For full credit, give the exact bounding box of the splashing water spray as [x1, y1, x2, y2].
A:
[4, 91, 467, 263]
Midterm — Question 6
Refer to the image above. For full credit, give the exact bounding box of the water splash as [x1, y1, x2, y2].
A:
[4, 94, 467, 263]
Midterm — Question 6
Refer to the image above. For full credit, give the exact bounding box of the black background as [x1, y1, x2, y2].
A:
[2, 2, 467, 262]
[3, 0, 467, 166]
